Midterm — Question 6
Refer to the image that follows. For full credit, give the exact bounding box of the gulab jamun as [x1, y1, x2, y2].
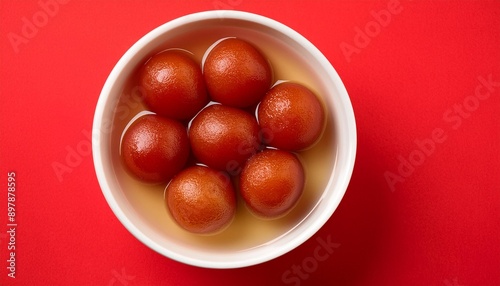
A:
[120, 114, 190, 183]
[203, 38, 272, 108]
[189, 104, 261, 175]
[139, 50, 208, 121]
[165, 165, 236, 234]
[258, 82, 325, 151]
[239, 149, 305, 218]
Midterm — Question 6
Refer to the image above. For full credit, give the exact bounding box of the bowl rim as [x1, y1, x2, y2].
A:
[92, 10, 357, 269]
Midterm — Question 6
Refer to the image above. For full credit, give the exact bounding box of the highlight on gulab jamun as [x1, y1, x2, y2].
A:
[120, 113, 190, 183]
[257, 82, 325, 151]
[188, 104, 261, 175]
[139, 50, 209, 121]
[165, 165, 236, 234]
[203, 38, 272, 108]
[239, 149, 305, 219]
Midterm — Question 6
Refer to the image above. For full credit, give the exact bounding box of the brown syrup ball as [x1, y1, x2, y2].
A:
[203, 38, 272, 108]
[139, 50, 209, 121]
[239, 149, 305, 218]
[166, 165, 236, 234]
[189, 104, 261, 175]
[121, 114, 190, 183]
[258, 82, 325, 151]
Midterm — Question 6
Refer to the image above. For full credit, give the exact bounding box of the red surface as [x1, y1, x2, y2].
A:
[1, 1, 499, 285]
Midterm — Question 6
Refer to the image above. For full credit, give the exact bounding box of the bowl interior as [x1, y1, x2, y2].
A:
[93, 11, 356, 268]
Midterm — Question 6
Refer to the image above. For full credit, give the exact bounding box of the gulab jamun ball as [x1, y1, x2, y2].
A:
[139, 50, 209, 121]
[203, 38, 272, 108]
[189, 104, 261, 174]
[258, 82, 325, 151]
[239, 149, 305, 218]
[165, 165, 236, 234]
[120, 114, 190, 183]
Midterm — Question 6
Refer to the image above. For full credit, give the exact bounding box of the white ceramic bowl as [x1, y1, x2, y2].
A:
[92, 10, 356, 269]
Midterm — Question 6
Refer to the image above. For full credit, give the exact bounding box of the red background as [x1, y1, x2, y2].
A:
[1, 1, 499, 285]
